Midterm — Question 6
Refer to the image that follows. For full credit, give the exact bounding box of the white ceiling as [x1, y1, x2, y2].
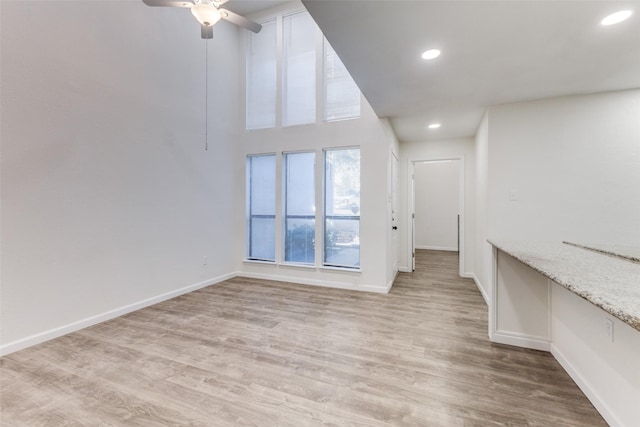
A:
[301, 0, 640, 142]
[223, 0, 284, 16]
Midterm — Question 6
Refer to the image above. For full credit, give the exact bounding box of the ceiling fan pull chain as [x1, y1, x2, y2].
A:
[205, 39, 208, 151]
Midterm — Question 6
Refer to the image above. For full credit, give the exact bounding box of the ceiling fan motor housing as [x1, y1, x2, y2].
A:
[191, 3, 222, 27]
[142, 0, 262, 38]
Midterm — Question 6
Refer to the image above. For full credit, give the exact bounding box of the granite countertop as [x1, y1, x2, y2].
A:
[488, 240, 640, 332]
[563, 241, 640, 264]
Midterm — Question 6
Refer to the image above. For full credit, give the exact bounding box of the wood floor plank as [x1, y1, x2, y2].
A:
[0, 250, 606, 426]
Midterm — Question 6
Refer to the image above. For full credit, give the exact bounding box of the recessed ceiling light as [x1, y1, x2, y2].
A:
[428, 123, 441, 129]
[421, 49, 441, 60]
[601, 10, 633, 26]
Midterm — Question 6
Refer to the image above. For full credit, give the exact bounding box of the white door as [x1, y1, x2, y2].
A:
[411, 166, 416, 271]
[391, 153, 399, 275]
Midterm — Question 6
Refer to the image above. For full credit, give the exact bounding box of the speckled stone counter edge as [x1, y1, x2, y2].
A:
[563, 241, 640, 264]
[488, 240, 640, 333]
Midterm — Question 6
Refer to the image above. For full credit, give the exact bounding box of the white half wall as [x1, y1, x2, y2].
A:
[398, 138, 476, 276]
[1, 1, 240, 352]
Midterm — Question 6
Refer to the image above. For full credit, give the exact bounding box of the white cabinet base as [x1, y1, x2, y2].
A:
[551, 284, 640, 427]
[491, 249, 550, 350]
[491, 248, 640, 427]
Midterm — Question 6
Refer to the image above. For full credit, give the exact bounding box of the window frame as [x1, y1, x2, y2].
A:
[282, 150, 317, 265]
[244, 8, 361, 130]
[281, 10, 318, 127]
[246, 153, 277, 262]
[322, 37, 361, 122]
[246, 17, 278, 131]
[322, 147, 361, 269]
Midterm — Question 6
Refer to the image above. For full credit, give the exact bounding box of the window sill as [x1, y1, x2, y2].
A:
[319, 265, 362, 274]
[280, 262, 316, 270]
[243, 259, 277, 267]
[323, 114, 361, 123]
[241, 260, 361, 274]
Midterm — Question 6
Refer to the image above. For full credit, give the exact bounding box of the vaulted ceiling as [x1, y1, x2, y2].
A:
[224, 0, 284, 16]
[300, 0, 640, 142]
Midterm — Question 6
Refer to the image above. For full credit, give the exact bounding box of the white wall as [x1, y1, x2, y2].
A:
[474, 114, 490, 303]
[477, 90, 640, 312]
[414, 160, 460, 251]
[234, 2, 396, 293]
[398, 138, 475, 276]
[487, 90, 640, 246]
[0, 1, 240, 353]
[235, 102, 395, 292]
[384, 120, 402, 285]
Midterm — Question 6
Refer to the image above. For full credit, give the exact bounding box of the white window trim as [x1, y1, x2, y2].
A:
[322, 146, 361, 270]
[282, 150, 316, 265]
[244, 7, 360, 130]
[246, 153, 278, 262]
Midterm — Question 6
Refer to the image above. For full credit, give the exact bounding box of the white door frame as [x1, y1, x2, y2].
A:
[391, 151, 400, 276]
[408, 156, 465, 277]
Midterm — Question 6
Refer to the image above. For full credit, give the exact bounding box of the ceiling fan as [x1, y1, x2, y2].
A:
[143, 0, 262, 39]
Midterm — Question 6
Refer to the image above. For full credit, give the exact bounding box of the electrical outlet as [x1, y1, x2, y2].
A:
[508, 190, 518, 201]
[605, 318, 614, 343]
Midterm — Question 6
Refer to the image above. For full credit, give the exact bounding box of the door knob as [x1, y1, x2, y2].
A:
[392, 226, 398, 230]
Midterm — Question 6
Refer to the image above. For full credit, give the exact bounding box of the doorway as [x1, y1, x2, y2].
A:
[391, 152, 399, 276]
[409, 158, 465, 276]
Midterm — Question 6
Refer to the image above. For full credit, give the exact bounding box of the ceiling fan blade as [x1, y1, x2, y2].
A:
[142, 0, 192, 7]
[201, 24, 214, 39]
[219, 8, 262, 33]
[211, 0, 230, 6]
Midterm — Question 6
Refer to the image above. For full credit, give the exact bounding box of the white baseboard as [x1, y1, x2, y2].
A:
[399, 266, 412, 273]
[0, 272, 234, 357]
[360, 283, 391, 294]
[551, 344, 622, 427]
[1, 269, 393, 357]
[415, 245, 458, 251]
[385, 270, 399, 293]
[468, 273, 490, 306]
[236, 271, 389, 294]
[490, 330, 550, 351]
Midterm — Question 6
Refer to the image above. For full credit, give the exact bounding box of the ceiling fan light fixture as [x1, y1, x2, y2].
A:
[421, 49, 441, 60]
[601, 10, 633, 26]
[191, 3, 222, 26]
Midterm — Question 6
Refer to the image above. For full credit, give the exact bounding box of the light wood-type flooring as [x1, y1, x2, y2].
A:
[1, 250, 606, 426]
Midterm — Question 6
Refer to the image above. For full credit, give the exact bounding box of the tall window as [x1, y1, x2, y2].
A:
[282, 11, 317, 126]
[324, 148, 360, 268]
[246, 154, 276, 261]
[284, 152, 316, 264]
[246, 19, 276, 130]
[246, 10, 361, 128]
[323, 39, 361, 121]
